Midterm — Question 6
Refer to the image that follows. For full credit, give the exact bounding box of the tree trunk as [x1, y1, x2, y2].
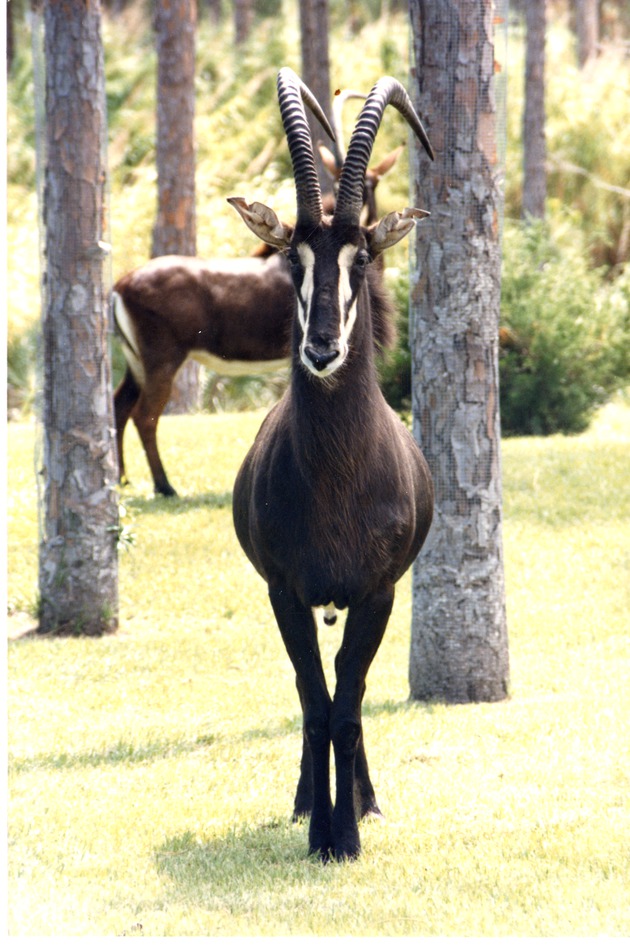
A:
[576, 0, 599, 67]
[152, 0, 199, 414]
[299, 0, 334, 196]
[234, 0, 253, 44]
[408, 0, 509, 703]
[38, 0, 118, 636]
[206, 0, 222, 24]
[7, 0, 15, 73]
[522, 0, 546, 220]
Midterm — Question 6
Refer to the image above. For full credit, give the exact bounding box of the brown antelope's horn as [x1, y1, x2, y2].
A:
[330, 89, 367, 165]
[277, 68, 335, 226]
[334, 77, 434, 225]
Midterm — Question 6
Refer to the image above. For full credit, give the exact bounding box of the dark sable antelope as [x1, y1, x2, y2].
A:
[112, 93, 402, 498]
[229, 68, 434, 861]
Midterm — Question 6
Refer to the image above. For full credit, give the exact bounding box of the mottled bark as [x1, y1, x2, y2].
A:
[408, 0, 509, 702]
[522, 0, 546, 220]
[152, 0, 199, 413]
[38, 0, 118, 636]
[299, 0, 334, 196]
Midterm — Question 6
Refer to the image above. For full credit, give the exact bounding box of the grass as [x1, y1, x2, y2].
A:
[6, 401, 630, 936]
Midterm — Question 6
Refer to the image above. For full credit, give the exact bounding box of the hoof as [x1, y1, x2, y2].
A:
[332, 837, 361, 861]
[155, 484, 177, 498]
[308, 821, 332, 862]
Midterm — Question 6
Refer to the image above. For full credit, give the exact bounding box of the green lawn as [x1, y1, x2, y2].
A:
[7, 402, 630, 936]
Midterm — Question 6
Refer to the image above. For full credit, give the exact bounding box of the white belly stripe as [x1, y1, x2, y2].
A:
[190, 350, 289, 377]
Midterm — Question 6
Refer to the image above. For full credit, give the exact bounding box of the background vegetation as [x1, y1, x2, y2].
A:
[8, 402, 630, 935]
[6, 2, 630, 429]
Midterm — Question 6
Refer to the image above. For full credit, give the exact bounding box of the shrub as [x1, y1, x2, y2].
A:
[378, 267, 412, 412]
[499, 220, 630, 435]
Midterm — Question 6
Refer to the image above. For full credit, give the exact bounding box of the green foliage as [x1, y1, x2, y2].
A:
[7, 407, 630, 935]
[505, 23, 630, 270]
[378, 267, 412, 411]
[6, 5, 630, 432]
[7, 324, 38, 418]
[499, 219, 630, 435]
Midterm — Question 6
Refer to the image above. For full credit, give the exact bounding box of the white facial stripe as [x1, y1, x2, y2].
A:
[297, 241, 362, 378]
[297, 242, 315, 331]
[337, 243, 359, 349]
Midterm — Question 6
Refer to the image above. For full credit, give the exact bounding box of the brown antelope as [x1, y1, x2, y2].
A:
[112, 93, 402, 497]
[230, 68, 434, 861]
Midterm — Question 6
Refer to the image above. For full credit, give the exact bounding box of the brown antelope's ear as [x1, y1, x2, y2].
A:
[367, 207, 430, 255]
[368, 144, 405, 182]
[318, 144, 342, 181]
[227, 197, 293, 248]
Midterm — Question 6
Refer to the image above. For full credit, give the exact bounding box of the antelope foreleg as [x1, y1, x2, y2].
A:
[268, 584, 333, 859]
[330, 585, 394, 859]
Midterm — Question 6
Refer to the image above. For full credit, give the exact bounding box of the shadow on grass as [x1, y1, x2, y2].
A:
[9, 699, 432, 774]
[10, 733, 217, 773]
[154, 821, 330, 891]
[123, 489, 233, 515]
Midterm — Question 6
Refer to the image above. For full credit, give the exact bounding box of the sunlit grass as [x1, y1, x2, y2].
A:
[7, 402, 630, 935]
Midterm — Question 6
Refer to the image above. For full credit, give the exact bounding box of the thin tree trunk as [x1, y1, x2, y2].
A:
[38, 0, 118, 636]
[522, 0, 546, 220]
[299, 0, 334, 196]
[152, 0, 199, 414]
[576, 0, 599, 67]
[7, 0, 15, 73]
[408, 0, 509, 702]
[234, 0, 253, 44]
[206, 0, 222, 24]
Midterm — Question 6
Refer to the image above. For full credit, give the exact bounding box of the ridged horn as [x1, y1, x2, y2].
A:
[330, 89, 367, 165]
[277, 68, 335, 226]
[334, 77, 434, 225]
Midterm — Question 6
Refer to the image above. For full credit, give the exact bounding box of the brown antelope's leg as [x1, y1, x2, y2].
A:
[132, 364, 180, 496]
[268, 584, 333, 860]
[113, 368, 141, 484]
[330, 585, 394, 860]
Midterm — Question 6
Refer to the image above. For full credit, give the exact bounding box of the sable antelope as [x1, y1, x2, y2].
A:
[112, 99, 402, 499]
[230, 68, 434, 861]
[112, 252, 294, 496]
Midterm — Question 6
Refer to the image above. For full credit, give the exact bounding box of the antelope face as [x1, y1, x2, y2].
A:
[288, 225, 370, 378]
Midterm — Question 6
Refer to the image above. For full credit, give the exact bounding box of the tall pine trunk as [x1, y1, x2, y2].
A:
[576, 0, 599, 67]
[299, 0, 334, 196]
[522, 0, 546, 220]
[38, 0, 118, 636]
[152, 0, 199, 414]
[408, 0, 509, 702]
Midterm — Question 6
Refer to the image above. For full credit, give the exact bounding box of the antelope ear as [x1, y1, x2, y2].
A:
[318, 144, 342, 181]
[367, 207, 430, 255]
[368, 144, 404, 182]
[227, 197, 293, 248]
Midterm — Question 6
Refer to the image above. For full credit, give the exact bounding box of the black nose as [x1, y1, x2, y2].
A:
[304, 344, 340, 372]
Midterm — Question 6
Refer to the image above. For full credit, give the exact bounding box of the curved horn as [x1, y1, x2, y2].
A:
[277, 68, 335, 226]
[334, 76, 434, 225]
[330, 89, 367, 165]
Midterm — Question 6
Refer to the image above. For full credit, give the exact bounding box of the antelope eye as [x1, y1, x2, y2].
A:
[354, 251, 370, 270]
[287, 251, 302, 270]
